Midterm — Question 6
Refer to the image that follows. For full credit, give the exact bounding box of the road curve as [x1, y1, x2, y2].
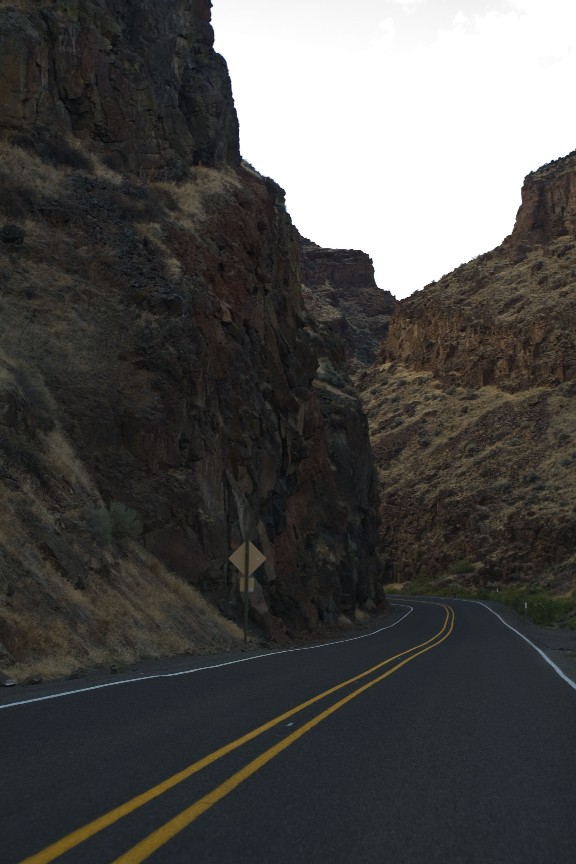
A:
[1, 599, 575, 864]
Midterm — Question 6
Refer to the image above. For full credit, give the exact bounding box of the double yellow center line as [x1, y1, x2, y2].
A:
[23, 602, 455, 864]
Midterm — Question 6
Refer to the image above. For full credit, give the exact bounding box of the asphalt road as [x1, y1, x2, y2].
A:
[2, 598, 576, 864]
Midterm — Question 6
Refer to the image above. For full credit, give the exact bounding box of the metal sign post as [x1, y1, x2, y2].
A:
[244, 540, 250, 645]
[229, 541, 266, 645]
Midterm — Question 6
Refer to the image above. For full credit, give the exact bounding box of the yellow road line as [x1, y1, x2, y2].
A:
[113, 605, 456, 863]
[21, 604, 452, 864]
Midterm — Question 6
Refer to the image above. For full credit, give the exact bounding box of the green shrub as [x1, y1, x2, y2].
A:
[388, 579, 576, 629]
[108, 501, 142, 540]
[88, 507, 113, 546]
[88, 501, 142, 546]
[490, 589, 576, 628]
[447, 558, 475, 575]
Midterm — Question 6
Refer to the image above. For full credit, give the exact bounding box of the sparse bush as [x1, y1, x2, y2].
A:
[88, 501, 142, 546]
[485, 587, 576, 629]
[523, 471, 540, 485]
[109, 501, 143, 540]
[394, 581, 576, 630]
[447, 558, 475, 575]
[316, 357, 347, 389]
[88, 507, 113, 546]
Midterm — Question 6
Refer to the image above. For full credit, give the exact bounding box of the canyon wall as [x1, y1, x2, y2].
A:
[298, 236, 395, 373]
[0, 0, 384, 678]
[366, 149, 576, 591]
[386, 151, 576, 392]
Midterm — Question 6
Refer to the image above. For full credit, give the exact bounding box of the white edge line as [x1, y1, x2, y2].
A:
[0, 604, 414, 711]
[464, 599, 576, 694]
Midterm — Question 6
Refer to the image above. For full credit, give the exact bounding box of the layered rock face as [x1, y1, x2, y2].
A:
[511, 151, 576, 248]
[0, 0, 383, 675]
[386, 150, 576, 391]
[0, 0, 239, 176]
[363, 149, 576, 591]
[299, 236, 395, 373]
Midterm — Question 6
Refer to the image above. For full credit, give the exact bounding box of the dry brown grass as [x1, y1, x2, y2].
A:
[155, 166, 241, 233]
[45, 428, 96, 495]
[135, 221, 183, 281]
[410, 237, 576, 327]
[0, 140, 65, 198]
[360, 360, 576, 590]
[2, 546, 243, 682]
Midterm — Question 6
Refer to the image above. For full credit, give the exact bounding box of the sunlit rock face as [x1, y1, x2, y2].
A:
[0, 0, 385, 665]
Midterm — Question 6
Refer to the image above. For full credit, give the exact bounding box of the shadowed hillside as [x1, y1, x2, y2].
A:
[0, 0, 384, 681]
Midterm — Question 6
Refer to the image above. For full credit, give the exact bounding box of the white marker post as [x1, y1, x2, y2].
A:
[228, 541, 266, 645]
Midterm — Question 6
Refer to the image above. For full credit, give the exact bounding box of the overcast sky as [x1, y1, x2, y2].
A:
[212, 0, 576, 299]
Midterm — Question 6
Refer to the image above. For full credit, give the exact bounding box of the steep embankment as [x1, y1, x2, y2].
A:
[361, 150, 576, 595]
[0, 0, 384, 681]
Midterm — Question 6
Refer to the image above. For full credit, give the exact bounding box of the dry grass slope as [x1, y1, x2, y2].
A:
[360, 359, 576, 602]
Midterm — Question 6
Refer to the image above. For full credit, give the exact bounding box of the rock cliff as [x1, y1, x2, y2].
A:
[0, 0, 239, 176]
[0, 0, 383, 679]
[385, 150, 576, 392]
[363, 149, 576, 593]
[299, 236, 395, 373]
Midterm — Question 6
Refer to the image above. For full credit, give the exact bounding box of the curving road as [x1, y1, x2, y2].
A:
[1, 599, 576, 864]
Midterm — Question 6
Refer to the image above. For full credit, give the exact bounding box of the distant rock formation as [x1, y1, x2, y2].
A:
[511, 150, 576, 248]
[363, 148, 576, 592]
[298, 235, 396, 373]
[385, 150, 576, 391]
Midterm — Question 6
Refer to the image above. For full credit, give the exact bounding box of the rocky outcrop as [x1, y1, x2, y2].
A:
[299, 236, 395, 372]
[0, 0, 239, 177]
[0, 0, 384, 676]
[386, 150, 576, 392]
[510, 150, 576, 249]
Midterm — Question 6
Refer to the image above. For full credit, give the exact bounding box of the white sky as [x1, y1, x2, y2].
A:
[212, 0, 576, 299]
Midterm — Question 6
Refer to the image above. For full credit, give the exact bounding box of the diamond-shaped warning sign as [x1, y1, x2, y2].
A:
[228, 541, 266, 577]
